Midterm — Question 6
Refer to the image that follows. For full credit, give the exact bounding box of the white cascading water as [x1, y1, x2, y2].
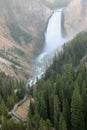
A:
[44, 9, 64, 54]
[28, 9, 65, 87]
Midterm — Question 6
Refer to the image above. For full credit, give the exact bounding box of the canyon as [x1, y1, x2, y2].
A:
[0, 0, 52, 80]
[0, 0, 87, 80]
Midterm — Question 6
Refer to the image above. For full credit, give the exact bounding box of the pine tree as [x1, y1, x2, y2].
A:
[56, 74, 64, 103]
[76, 73, 82, 89]
[62, 120, 67, 130]
[45, 119, 52, 130]
[32, 113, 40, 130]
[71, 88, 85, 130]
[0, 101, 8, 116]
[59, 113, 67, 130]
[26, 112, 32, 130]
[63, 99, 70, 130]
[30, 100, 35, 115]
[82, 81, 87, 130]
[54, 95, 60, 130]
[39, 118, 52, 130]
[39, 94, 47, 119]
[1, 117, 8, 130]
[39, 118, 46, 130]
[63, 64, 73, 83]
[7, 96, 14, 110]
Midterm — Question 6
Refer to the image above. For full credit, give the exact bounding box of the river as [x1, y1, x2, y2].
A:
[27, 9, 66, 87]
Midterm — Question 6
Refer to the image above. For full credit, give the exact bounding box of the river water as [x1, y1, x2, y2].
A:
[27, 9, 66, 87]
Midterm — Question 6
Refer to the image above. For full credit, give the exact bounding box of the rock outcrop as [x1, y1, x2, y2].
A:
[64, 0, 87, 37]
[0, 0, 52, 80]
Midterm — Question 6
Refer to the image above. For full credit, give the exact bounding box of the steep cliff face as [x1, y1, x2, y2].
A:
[0, 0, 52, 80]
[64, 0, 87, 37]
[9, 0, 51, 37]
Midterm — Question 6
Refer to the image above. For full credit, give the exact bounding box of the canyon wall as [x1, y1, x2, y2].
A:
[0, 0, 52, 80]
[64, 0, 87, 37]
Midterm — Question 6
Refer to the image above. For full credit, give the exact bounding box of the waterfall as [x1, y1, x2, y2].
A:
[28, 9, 66, 87]
[44, 9, 64, 54]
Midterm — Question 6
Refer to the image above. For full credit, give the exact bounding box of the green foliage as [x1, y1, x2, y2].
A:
[82, 81, 87, 130]
[16, 81, 26, 100]
[0, 101, 8, 116]
[45, 32, 87, 81]
[27, 112, 52, 130]
[63, 99, 70, 130]
[26, 112, 33, 130]
[59, 113, 67, 130]
[28, 31, 87, 130]
[1, 117, 8, 130]
[62, 120, 68, 130]
[32, 113, 41, 129]
[1, 30, 87, 129]
[1, 118, 25, 130]
[28, 63, 87, 130]
[0, 72, 26, 129]
[54, 95, 60, 129]
[71, 88, 85, 130]
[6, 96, 15, 110]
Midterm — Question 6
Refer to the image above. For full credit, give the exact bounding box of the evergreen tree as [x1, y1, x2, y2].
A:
[26, 112, 32, 130]
[7, 96, 14, 110]
[0, 101, 8, 116]
[1, 117, 8, 130]
[62, 120, 67, 130]
[56, 74, 64, 103]
[63, 99, 70, 130]
[45, 119, 52, 130]
[39, 118, 46, 130]
[71, 88, 85, 130]
[30, 100, 35, 115]
[63, 64, 73, 83]
[59, 113, 67, 130]
[82, 81, 87, 130]
[76, 73, 82, 89]
[39, 118, 52, 130]
[39, 94, 47, 119]
[54, 95, 60, 130]
[32, 113, 40, 130]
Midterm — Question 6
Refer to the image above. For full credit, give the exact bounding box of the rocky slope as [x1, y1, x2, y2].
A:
[64, 0, 87, 37]
[0, 0, 52, 80]
[45, 0, 72, 9]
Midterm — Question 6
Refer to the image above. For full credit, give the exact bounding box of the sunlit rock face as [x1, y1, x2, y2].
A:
[64, 0, 87, 37]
